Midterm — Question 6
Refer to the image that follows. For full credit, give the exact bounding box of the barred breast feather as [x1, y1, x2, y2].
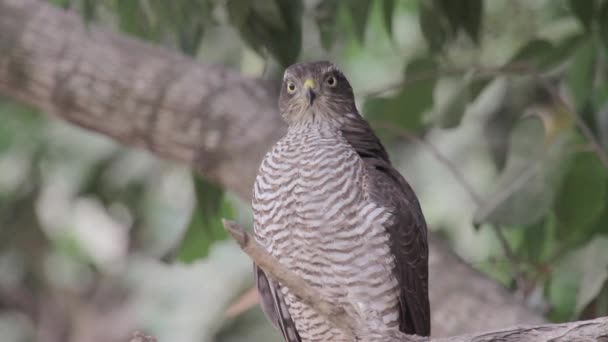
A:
[253, 123, 403, 342]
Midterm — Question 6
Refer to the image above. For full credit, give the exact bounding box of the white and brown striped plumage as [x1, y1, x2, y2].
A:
[252, 61, 430, 341]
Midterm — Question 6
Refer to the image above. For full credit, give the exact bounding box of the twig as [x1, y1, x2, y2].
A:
[225, 287, 259, 318]
[221, 220, 356, 339]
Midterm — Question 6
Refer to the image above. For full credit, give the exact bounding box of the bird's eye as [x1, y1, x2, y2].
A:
[287, 82, 297, 94]
[326, 76, 337, 87]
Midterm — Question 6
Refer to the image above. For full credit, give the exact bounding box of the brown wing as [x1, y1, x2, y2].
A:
[342, 117, 431, 336]
[255, 265, 302, 342]
[366, 160, 430, 336]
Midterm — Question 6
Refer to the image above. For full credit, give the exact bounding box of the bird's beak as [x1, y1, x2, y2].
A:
[303, 79, 316, 106]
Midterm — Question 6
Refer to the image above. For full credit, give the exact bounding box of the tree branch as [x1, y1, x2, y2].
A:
[0, 0, 283, 198]
[129, 331, 157, 342]
[0, 0, 546, 336]
[222, 220, 608, 342]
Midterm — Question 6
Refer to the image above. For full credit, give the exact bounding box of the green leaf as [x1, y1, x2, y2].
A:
[0, 101, 43, 153]
[364, 57, 437, 130]
[473, 116, 573, 227]
[314, 0, 339, 50]
[434, 0, 482, 43]
[567, 38, 597, 108]
[483, 109, 515, 171]
[435, 0, 461, 32]
[347, 0, 372, 43]
[431, 73, 473, 129]
[382, 0, 396, 37]
[404, 57, 438, 82]
[460, 0, 483, 43]
[170, 0, 214, 56]
[49, 0, 71, 9]
[82, 0, 97, 23]
[599, 1, 608, 55]
[510, 35, 583, 72]
[469, 78, 490, 103]
[554, 153, 607, 238]
[115, 1, 140, 35]
[569, 0, 596, 31]
[137, 2, 199, 52]
[227, 0, 302, 66]
[594, 284, 608, 317]
[482, 78, 542, 171]
[114, 1, 155, 39]
[176, 176, 233, 263]
[517, 215, 554, 263]
[590, 199, 608, 236]
[252, 0, 286, 30]
[548, 247, 582, 321]
[226, 0, 252, 26]
[272, 0, 303, 66]
[419, 0, 449, 52]
[573, 236, 608, 315]
[511, 39, 554, 64]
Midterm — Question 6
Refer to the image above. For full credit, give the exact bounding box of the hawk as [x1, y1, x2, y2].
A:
[252, 61, 430, 341]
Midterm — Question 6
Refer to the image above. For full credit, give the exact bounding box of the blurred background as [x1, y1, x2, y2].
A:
[0, 0, 607, 341]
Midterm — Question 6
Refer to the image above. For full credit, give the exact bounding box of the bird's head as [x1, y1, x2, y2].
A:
[279, 61, 356, 126]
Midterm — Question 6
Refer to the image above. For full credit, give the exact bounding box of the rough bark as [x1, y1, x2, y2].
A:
[0, 0, 546, 336]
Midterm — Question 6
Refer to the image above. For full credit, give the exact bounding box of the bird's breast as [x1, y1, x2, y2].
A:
[254, 129, 367, 249]
[252, 128, 400, 341]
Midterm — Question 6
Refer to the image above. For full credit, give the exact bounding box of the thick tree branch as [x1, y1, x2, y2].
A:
[0, 0, 282, 198]
[0, 0, 546, 336]
[222, 220, 608, 342]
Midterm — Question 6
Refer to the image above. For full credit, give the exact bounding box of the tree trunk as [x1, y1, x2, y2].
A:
[0, 0, 546, 336]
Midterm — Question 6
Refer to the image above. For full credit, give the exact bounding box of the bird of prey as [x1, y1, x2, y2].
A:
[252, 61, 430, 342]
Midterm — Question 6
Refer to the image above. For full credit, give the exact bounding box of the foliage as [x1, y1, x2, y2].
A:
[364, 57, 437, 130]
[176, 176, 232, 263]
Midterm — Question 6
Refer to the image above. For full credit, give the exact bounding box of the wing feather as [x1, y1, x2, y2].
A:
[255, 265, 302, 342]
[342, 117, 431, 336]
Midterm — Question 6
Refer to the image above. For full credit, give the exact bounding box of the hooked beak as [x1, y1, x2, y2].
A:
[306, 88, 316, 106]
[303, 79, 316, 106]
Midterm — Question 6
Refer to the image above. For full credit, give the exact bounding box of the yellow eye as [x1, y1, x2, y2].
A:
[287, 82, 297, 94]
[326, 76, 337, 87]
